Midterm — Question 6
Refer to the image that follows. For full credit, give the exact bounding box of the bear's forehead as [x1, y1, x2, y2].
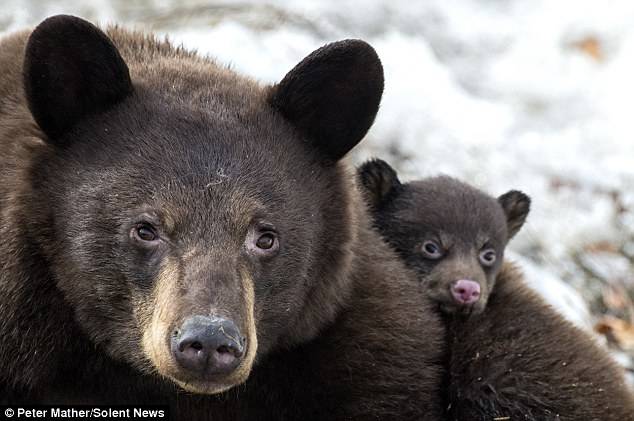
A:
[117, 156, 306, 220]
[71, 87, 314, 180]
[62, 99, 329, 236]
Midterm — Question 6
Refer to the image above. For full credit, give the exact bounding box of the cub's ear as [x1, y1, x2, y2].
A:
[23, 14, 133, 144]
[268, 39, 384, 162]
[357, 159, 401, 208]
[498, 190, 531, 240]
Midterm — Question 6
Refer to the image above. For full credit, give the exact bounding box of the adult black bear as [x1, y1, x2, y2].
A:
[358, 158, 634, 421]
[0, 16, 445, 420]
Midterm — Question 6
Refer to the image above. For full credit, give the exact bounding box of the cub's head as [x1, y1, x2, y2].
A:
[358, 159, 530, 315]
[24, 15, 383, 394]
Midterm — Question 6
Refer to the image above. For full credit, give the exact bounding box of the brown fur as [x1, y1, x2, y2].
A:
[446, 263, 634, 420]
[357, 159, 634, 420]
[0, 17, 445, 419]
[358, 159, 530, 316]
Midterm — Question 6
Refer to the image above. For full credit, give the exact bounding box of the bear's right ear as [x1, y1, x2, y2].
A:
[23, 15, 133, 145]
[498, 190, 531, 240]
[268, 40, 384, 163]
[357, 159, 401, 208]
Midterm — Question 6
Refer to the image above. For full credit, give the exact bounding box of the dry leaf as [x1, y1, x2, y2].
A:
[595, 316, 634, 351]
[571, 36, 603, 62]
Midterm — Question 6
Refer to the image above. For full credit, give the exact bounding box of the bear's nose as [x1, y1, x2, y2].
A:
[172, 315, 245, 376]
[450, 279, 481, 305]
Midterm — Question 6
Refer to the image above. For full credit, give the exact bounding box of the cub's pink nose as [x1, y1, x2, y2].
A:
[451, 280, 481, 305]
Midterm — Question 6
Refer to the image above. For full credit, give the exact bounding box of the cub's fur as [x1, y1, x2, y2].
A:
[359, 158, 634, 420]
[358, 158, 529, 315]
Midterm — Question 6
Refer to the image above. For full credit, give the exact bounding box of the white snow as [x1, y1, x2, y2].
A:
[507, 251, 593, 331]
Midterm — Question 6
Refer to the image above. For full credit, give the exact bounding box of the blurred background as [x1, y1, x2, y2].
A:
[3, 0, 634, 382]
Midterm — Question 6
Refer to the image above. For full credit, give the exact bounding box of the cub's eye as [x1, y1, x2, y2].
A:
[479, 249, 496, 267]
[256, 233, 276, 250]
[421, 240, 443, 260]
[131, 223, 159, 243]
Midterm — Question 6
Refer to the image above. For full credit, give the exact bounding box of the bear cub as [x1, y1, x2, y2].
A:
[358, 158, 634, 421]
[358, 158, 530, 317]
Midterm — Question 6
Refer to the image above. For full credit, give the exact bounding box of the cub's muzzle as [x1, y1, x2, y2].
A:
[450, 279, 481, 306]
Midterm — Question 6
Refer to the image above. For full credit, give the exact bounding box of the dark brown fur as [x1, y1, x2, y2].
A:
[447, 263, 634, 420]
[0, 16, 445, 419]
[358, 159, 634, 420]
[358, 158, 530, 315]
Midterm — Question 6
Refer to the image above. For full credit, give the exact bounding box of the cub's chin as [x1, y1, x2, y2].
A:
[437, 299, 487, 318]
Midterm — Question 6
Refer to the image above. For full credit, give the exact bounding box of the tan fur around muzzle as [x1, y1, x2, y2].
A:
[141, 259, 258, 394]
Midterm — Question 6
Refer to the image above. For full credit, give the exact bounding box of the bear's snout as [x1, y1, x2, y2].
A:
[171, 315, 246, 377]
[450, 279, 481, 306]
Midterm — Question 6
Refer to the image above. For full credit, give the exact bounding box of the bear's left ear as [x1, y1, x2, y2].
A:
[357, 159, 401, 208]
[23, 15, 133, 144]
[498, 190, 531, 240]
[268, 39, 384, 162]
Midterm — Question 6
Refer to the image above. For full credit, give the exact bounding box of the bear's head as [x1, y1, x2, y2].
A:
[23, 15, 383, 394]
[358, 159, 530, 315]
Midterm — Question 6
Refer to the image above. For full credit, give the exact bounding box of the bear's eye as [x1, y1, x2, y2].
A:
[421, 240, 443, 260]
[479, 249, 496, 267]
[132, 223, 159, 243]
[256, 233, 276, 250]
[246, 227, 280, 258]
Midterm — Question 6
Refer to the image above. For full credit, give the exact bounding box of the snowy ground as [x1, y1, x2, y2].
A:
[3, 0, 634, 381]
